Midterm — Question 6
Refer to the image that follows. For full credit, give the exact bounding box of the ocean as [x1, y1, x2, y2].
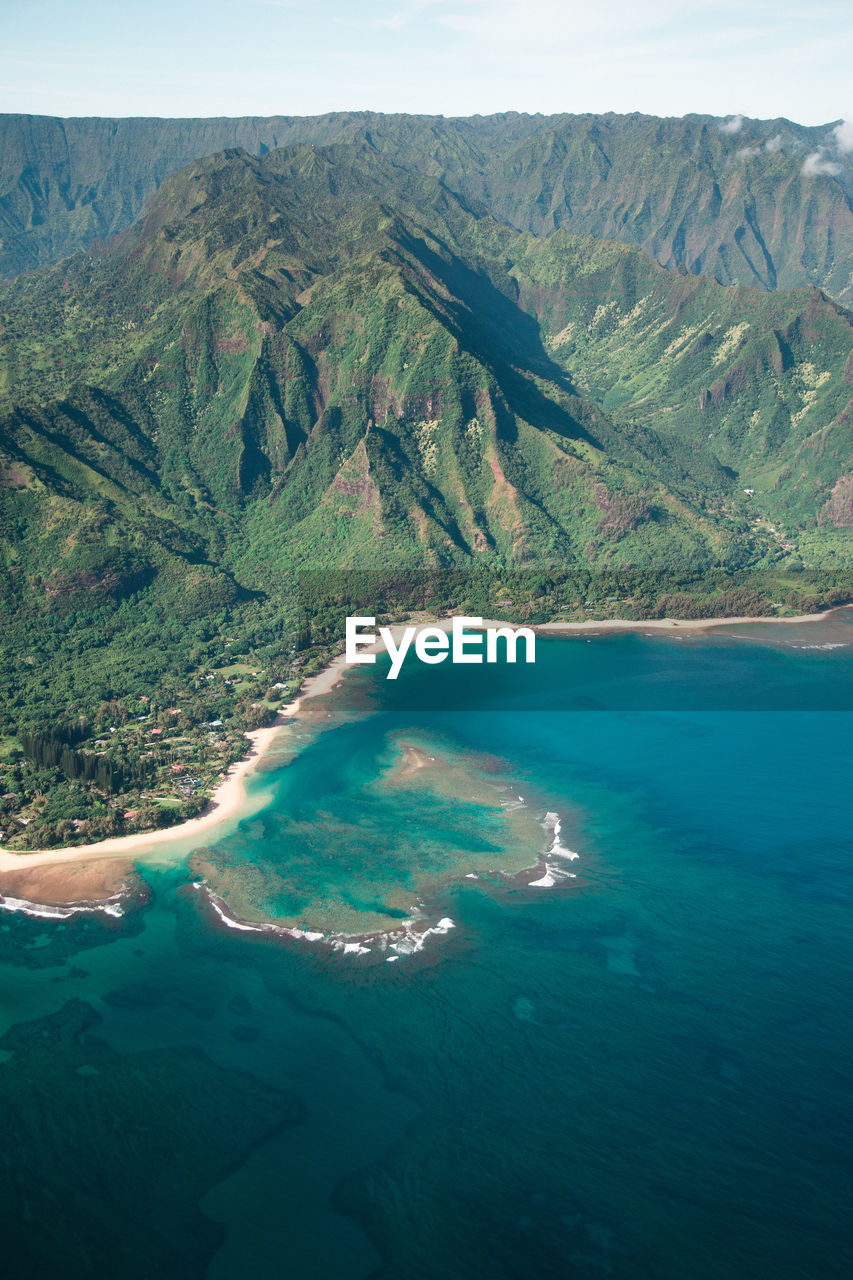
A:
[1, 615, 852, 1278]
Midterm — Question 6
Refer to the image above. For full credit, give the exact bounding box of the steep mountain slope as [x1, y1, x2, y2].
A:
[437, 115, 853, 302]
[2, 141, 852, 635]
[3, 111, 853, 303]
[508, 234, 853, 530]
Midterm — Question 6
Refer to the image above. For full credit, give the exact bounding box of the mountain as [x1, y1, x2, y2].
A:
[2, 141, 852, 616]
[3, 111, 853, 303]
[1, 135, 852, 848]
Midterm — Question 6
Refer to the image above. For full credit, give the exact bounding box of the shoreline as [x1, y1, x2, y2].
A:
[0, 722, 282, 872]
[0, 603, 849, 880]
[0, 657, 352, 874]
[531, 605, 851, 634]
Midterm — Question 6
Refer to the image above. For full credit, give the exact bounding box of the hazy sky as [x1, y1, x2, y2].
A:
[1, 0, 850, 124]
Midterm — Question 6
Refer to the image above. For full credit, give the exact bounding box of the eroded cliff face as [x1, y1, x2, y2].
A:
[3, 111, 853, 303]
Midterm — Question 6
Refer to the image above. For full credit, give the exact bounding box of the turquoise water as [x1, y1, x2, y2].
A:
[1, 616, 852, 1277]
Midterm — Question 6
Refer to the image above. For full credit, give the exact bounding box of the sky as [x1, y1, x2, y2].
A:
[1, 0, 851, 125]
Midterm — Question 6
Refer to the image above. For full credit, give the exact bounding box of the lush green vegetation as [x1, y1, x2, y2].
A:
[0, 138, 851, 848]
[3, 111, 853, 301]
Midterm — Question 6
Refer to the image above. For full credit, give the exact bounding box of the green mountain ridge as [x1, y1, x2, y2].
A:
[3, 110, 853, 302]
[2, 142, 852, 614]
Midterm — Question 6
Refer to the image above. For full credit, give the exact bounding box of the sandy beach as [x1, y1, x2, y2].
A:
[0, 722, 283, 874]
[0, 654, 363, 878]
[0, 603, 849, 900]
[532, 606, 851, 634]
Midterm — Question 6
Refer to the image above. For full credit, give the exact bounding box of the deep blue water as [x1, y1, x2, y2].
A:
[1, 616, 852, 1278]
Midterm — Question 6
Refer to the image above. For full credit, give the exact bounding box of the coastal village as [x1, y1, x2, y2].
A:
[0, 639, 317, 850]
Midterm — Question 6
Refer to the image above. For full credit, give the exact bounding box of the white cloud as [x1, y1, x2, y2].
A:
[736, 134, 794, 162]
[719, 114, 745, 134]
[833, 120, 853, 153]
[441, 0, 695, 45]
[802, 148, 842, 176]
[375, 0, 445, 32]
